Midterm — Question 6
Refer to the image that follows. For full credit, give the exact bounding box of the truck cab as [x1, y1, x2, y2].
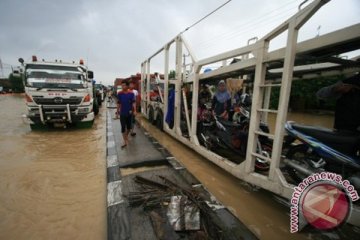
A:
[20, 56, 95, 129]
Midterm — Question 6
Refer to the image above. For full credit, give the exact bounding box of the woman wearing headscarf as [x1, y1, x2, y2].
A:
[212, 80, 231, 120]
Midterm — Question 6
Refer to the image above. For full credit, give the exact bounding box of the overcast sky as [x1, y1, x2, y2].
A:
[0, 0, 359, 85]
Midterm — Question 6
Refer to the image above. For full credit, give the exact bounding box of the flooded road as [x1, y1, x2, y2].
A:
[0, 95, 106, 240]
[138, 112, 338, 240]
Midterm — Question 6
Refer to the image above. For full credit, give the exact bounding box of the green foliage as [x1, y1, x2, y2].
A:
[169, 70, 176, 79]
[270, 76, 341, 111]
[8, 73, 24, 93]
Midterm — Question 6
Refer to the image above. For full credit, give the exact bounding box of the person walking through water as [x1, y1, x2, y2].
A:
[117, 81, 136, 148]
[129, 82, 138, 136]
[212, 80, 231, 120]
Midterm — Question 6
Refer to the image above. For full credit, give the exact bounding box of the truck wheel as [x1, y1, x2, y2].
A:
[93, 99, 99, 116]
[148, 107, 155, 124]
[97, 95, 102, 106]
[30, 123, 45, 130]
[77, 120, 94, 128]
[156, 111, 164, 131]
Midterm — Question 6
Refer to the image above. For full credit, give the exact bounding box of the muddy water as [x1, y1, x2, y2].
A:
[0, 95, 106, 240]
[138, 112, 335, 240]
[268, 112, 334, 133]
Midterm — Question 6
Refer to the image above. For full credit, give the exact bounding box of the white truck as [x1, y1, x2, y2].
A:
[19, 56, 95, 129]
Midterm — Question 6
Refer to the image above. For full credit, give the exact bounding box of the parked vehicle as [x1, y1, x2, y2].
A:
[19, 56, 95, 129]
[284, 121, 360, 191]
[94, 83, 105, 106]
[114, 74, 142, 107]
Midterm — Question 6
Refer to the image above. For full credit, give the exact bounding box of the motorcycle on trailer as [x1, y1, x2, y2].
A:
[284, 121, 360, 191]
[197, 94, 272, 171]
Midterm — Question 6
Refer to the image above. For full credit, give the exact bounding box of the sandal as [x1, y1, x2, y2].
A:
[121, 144, 127, 149]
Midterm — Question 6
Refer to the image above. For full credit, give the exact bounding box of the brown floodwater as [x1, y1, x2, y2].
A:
[267, 111, 334, 133]
[138, 112, 337, 240]
[0, 95, 106, 240]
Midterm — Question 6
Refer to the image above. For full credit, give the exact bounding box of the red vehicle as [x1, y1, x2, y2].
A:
[114, 74, 141, 108]
[114, 73, 165, 109]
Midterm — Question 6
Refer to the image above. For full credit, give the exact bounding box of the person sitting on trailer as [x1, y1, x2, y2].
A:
[316, 73, 360, 133]
[198, 84, 212, 122]
[212, 80, 231, 120]
[199, 84, 212, 107]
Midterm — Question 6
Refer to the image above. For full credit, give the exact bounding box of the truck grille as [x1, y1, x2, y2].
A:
[33, 97, 83, 105]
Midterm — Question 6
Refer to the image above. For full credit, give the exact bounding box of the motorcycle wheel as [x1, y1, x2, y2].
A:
[285, 144, 317, 183]
[255, 143, 271, 171]
[200, 130, 214, 150]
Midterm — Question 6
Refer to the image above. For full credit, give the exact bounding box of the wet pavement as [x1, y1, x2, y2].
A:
[0, 95, 107, 240]
[110, 112, 165, 168]
[106, 105, 258, 240]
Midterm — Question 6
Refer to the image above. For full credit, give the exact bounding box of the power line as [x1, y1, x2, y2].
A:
[197, 4, 298, 51]
[180, 0, 232, 34]
[191, 0, 299, 49]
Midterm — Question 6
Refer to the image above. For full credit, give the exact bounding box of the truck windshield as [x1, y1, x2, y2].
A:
[25, 65, 86, 89]
[95, 84, 103, 90]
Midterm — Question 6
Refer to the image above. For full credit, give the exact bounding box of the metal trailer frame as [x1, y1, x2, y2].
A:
[141, 0, 360, 224]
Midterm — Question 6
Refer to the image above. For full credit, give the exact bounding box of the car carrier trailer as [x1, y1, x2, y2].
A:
[140, 0, 360, 227]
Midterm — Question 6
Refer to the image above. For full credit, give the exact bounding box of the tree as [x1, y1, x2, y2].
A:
[168, 70, 176, 80]
[270, 76, 340, 111]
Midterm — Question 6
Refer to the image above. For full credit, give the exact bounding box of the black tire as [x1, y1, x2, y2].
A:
[255, 143, 271, 172]
[93, 98, 99, 116]
[200, 129, 215, 150]
[97, 95, 102, 106]
[285, 144, 316, 183]
[156, 111, 164, 131]
[148, 107, 155, 124]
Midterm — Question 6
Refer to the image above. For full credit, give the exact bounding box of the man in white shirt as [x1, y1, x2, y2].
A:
[129, 82, 139, 136]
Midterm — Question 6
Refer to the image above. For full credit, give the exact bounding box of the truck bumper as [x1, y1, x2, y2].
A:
[25, 104, 95, 127]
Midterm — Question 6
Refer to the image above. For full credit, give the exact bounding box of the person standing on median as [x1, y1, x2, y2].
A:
[129, 82, 138, 136]
[117, 81, 136, 149]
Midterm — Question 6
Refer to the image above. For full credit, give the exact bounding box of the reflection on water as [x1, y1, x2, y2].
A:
[0, 95, 106, 240]
[137, 110, 349, 240]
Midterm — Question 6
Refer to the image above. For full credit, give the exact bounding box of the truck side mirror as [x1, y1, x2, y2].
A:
[18, 58, 24, 65]
[12, 69, 21, 77]
[88, 71, 94, 79]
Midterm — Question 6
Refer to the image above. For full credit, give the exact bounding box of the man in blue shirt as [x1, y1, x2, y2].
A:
[117, 81, 136, 148]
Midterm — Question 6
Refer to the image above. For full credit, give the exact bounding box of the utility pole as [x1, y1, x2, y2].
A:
[0, 57, 4, 78]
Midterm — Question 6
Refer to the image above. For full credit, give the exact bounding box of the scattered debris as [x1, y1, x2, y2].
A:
[125, 175, 231, 239]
